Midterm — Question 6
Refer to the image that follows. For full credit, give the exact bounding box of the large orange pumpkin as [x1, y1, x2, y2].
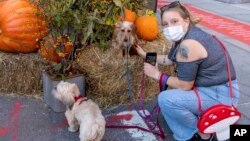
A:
[135, 16, 159, 41]
[0, 0, 48, 53]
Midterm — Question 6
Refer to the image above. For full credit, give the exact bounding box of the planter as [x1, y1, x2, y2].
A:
[42, 71, 85, 112]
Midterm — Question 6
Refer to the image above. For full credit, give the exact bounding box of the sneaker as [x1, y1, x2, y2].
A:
[188, 133, 215, 141]
[188, 133, 200, 141]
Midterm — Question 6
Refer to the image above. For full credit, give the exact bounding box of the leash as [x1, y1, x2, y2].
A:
[105, 44, 165, 139]
[125, 45, 134, 110]
[137, 71, 165, 139]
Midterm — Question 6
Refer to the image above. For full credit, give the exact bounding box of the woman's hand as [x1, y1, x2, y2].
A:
[136, 45, 146, 59]
[143, 62, 161, 81]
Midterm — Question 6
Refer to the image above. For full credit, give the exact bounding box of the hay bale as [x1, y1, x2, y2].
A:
[78, 35, 174, 108]
[0, 35, 174, 108]
[0, 51, 47, 96]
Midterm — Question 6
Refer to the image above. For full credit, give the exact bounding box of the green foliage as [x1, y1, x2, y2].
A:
[39, 0, 146, 50]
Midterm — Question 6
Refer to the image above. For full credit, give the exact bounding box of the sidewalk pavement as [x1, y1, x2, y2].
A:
[1, 0, 250, 141]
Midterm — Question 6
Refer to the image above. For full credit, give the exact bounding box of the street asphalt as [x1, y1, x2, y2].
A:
[0, 0, 250, 141]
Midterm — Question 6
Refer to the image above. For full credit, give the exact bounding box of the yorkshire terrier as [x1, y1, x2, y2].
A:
[111, 21, 138, 58]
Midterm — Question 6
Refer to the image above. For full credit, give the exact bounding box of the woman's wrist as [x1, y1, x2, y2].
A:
[159, 73, 170, 91]
[156, 72, 162, 82]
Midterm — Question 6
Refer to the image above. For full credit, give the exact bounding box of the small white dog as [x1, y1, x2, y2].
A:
[53, 81, 106, 141]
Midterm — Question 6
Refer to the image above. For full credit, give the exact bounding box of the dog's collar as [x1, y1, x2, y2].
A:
[74, 95, 87, 102]
[68, 95, 88, 110]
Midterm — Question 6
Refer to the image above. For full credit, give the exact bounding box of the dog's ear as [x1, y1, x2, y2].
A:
[130, 23, 138, 45]
[111, 22, 122, 49]
[131, 23, 137, 34]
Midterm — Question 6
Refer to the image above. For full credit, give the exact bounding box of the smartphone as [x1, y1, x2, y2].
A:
[146, 52, 157, 66]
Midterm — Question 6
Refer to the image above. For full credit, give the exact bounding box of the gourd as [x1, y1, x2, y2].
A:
[0, 0, 48, 53]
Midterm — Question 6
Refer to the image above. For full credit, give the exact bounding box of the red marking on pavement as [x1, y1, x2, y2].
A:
[0, 128, 10, 137]
[0, 101, 22, 141]
[50, 118, 68, 131]
[157, 0, 250, 45]
[106, 114, 133, 122]
[187, 6, 250, 45]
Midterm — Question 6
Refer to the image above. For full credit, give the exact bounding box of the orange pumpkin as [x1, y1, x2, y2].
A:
[0, 0, 48, 53]
[118, 8, 137, 23]
[39, 35, 73, 63]
[124, 9, 137, 23]
[39, 38, 60, 63]
[135, 16, 159, 41]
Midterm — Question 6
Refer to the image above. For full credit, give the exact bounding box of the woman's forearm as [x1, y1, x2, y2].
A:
[167, 76, 194, 91]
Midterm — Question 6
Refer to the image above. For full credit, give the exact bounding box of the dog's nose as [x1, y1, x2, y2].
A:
[124, 38, 128, 42]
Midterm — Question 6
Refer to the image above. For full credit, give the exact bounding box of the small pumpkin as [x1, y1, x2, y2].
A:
[38, 37, 60, 63]
[124, 9, 137, 23]
[0, 0, 48, 53]
[135, 16, 159, 41]
[118, 8, 137, 23]
[39, 35, 73, 63]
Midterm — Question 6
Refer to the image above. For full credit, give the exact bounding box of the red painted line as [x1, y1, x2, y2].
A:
[157, 1, 169, 8]
[106, 113, 133, 123]
[9, 101, 22, 141]
[187, 6, 250, 45]
[157, 0, 250, 45]
[0, 128, 10, 137]
[0, 101, 22, 141]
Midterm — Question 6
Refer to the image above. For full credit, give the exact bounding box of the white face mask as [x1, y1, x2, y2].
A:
[163, 25, 185, 42]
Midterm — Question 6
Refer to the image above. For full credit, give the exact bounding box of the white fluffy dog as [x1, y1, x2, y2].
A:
[53, 81, 106, 141]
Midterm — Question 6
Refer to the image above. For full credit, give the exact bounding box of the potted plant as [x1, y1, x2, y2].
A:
[37, 0, 86, 112]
